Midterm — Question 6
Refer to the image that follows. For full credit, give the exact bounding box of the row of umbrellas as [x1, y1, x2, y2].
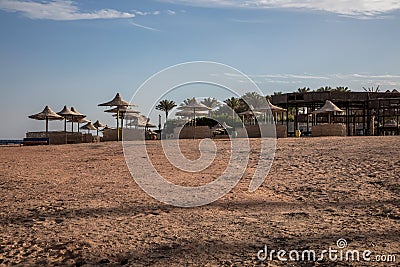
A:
[98, 93, 158, 141]
[29, 105, 106, 135]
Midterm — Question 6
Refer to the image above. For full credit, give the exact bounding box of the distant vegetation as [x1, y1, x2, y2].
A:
[157, 84, 393, 127]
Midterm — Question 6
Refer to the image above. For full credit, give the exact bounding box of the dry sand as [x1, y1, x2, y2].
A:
[0, 136, 399, 266]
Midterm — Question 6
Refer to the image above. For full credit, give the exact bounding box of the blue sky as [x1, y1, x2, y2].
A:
[1, 0, 400, 138]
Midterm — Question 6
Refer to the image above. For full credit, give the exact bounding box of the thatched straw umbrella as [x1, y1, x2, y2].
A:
[70, 118, 90, 133]
[239, 105, 263, 125]
[98, 93, 136, 141]
[105, 106, 140, 129]
[93, 120, 106, 136]
[57, 106, 78, 132]
[28, 106, 64, 135]
[58, 105, 81, 144]
[80, 121, 97, 134]
[178, 98, 211, 139]
[69, 107, 86, 132]
[312, 100, 344, 124]
[255, 99, 287, 124]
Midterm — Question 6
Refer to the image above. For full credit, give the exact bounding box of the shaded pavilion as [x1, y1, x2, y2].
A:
[271, 91, 400, 136]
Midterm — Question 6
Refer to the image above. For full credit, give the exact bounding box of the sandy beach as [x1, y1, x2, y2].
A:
[0, 136, 399, 266]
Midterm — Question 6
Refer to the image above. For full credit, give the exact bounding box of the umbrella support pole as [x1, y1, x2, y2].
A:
[117, 109, 120, 141]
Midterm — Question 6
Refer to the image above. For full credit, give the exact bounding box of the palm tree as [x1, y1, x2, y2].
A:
[201, 97, 221, 116]
[224, 97, 241, 121]
[316, 86, 332, 92]
[297, 87, 311, 93]
[334, 86, 351, 92]
[155, 99, 177, 122]
[363, 85, 380, 92]
[241, 92, 265, 110]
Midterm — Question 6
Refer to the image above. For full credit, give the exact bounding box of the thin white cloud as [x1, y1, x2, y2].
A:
[166, 9, 176, 15]
[224, 72, 330, 80]
[0, 0, 135, 20]
[224, 72, 400, 90]
[161, 0, 400, 18]
[352, 74, 400, 79]
[129, 21, 160, 32]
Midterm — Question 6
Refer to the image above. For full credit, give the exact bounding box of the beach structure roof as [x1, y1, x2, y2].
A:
[177, 98, 212, 111]
[98, 93, 135, 107]
[105, 106, 140, 114]
[123, 113, 141, 120]
[267, 99, 286, 112]
[29, 106, 64, 121]
[28, 105, 64, 133]
[93, 120, 106, 129]
[80, 122, 97, 131]
[253, 99, 286, 113]
[100, 125, 111, 131]
[70, 107, 86, 118]
[57, 106, 78, 117]
[71, 117, 90, 123]
[238, 108, 263, 116]
[313, 100, 344, 114]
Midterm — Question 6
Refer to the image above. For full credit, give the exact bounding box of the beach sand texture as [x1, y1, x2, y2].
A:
[0, 136, 399, 266]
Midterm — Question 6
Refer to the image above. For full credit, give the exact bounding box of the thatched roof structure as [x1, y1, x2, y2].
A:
[313, 100, 344, 114]
[98, 93, 135, 107]
[29, 106, 63, 120]
[80, 122, 97, 131]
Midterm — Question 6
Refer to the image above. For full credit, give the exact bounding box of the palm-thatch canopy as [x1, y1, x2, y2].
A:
[29, 106, 64, 121]
[98, 93, 135, 107]
[267, 99, 286, 112]
[178, 98, 212, 111]
[68, 117, 90, 123]
[105, 106, 140, 114]
[313, 100, 344, 114]
[57, 106, 78, 117]
[238, 109, 263, 116]
[93, 120, 106, 129]
[29, 106, 64, 133]
[70, 107, 86, 119]
[81, 122, 97, 131]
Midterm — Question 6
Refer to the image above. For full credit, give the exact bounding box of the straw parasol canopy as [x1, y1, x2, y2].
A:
[29, 105, 64, 133]
[126, 115, 148, 127]
[313, 100, 344, 124]
[80, 121, 97, 133]
[253, 100, 287, 124]
[177, 98, 211, 111]
[239, 105, 263, 116]
[98, 93, 137, 141]
[57, 106, 79, 132]
[93, 120, 106, 136]
[98, 93, 135, 107]
[67, 107, 88, 133]
[178, 98, 212, 139]
[267, 99, 286, 112]
[93, 120, 106, 128]
[69, 107, 86, 132]
[313, 100, 344, 114]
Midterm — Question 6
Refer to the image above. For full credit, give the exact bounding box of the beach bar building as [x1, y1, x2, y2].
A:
[271, 91, 400, 137]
